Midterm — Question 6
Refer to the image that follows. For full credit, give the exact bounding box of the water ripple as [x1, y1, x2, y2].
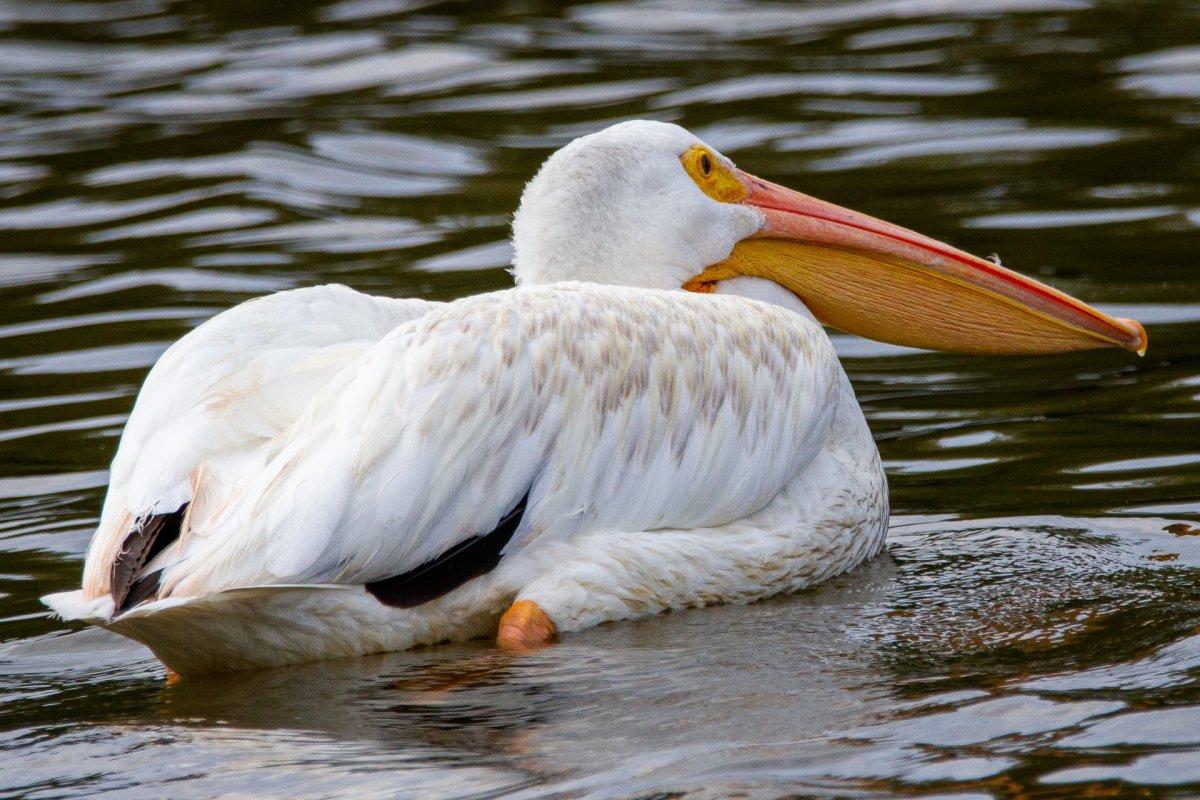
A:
[0, 1, 1198, 797]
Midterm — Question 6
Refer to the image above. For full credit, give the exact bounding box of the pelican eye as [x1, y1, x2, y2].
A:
[681, 145, 748, 204]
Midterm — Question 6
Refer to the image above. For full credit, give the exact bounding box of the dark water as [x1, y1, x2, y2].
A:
[1, 0, 1199, 797]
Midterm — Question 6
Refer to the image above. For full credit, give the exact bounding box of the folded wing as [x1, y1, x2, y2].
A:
[82, 284, 443, 600]
[153, 283, 843, 604]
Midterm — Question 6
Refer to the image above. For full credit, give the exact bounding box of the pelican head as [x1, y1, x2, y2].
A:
[512, 120, 1146, 355]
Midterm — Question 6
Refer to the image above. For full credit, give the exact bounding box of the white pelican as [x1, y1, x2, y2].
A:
[43, 121, 1145, 676]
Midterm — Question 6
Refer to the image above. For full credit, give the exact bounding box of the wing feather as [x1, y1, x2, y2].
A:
[158, 282, 842, 600]
[82, 284, 442, 599]
[365, 491, 530, 608]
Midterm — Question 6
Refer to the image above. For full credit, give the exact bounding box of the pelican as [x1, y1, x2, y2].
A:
[43, 121, 1145, 676]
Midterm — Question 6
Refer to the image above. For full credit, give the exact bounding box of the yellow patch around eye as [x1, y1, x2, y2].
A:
[681, 145, 747, 204]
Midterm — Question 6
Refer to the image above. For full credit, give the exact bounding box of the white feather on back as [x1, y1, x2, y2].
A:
[82, 284, 442, 598]
[157, 282, 842, 599]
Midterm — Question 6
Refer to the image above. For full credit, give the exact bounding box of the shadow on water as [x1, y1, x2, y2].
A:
[1, 0, 1200, 797]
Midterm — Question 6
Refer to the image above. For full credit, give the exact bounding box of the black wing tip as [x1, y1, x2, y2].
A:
[366, 491, 530, 609]
[111, 503, 187, 613]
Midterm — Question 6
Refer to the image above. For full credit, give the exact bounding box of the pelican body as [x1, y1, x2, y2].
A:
[43, 121, 1145, 676]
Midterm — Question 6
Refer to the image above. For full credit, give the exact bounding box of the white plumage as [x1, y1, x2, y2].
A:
[78, 285, 442, 608]
[48, 118, 1126, 675]
[52, 280, 886, 673]
[161, 283, 864, 593]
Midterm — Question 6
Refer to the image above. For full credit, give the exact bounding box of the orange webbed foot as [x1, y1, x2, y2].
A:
[496, 599, 557, 651]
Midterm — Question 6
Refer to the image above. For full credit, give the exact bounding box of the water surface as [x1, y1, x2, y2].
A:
[2, 1, 1200, 797]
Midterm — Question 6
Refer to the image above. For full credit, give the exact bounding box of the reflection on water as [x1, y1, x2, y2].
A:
[1, 0, 1198, 797]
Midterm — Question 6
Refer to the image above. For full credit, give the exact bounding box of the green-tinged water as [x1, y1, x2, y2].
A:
[2, 1, 1199, 797]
